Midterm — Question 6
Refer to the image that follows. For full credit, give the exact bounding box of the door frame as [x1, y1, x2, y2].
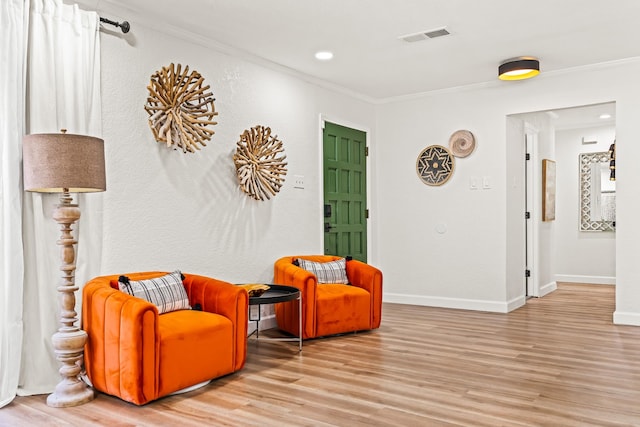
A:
[318, 114, 373, 262]
[524, 124, 540, 297]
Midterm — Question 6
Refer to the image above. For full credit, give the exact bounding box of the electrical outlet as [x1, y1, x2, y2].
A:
[293, 174, 305, 189]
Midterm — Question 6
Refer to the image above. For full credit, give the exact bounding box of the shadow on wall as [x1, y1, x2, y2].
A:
[162, 143, 275, 251]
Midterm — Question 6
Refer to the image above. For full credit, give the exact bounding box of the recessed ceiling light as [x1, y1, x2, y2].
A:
[315, 51, 333, 61]
[599, 114, 612, 119]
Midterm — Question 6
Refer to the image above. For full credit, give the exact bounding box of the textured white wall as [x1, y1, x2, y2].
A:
[376, 59, 640, 324]
[94, 17, 640, 325]
[554, 125, 616, 283]
[97, 23, 375, 284]
[377, 91, 508, 310]
[505, 116, 526, 304]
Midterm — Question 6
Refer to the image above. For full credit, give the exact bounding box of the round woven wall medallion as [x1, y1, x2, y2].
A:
[233, 125, 288, 201]
[144, 63, 218, 153]
[449, 129, 476, 158]
[416, 145, 455, 186]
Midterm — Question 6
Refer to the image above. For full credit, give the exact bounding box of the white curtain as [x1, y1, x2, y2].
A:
[0, 0, 29, 409]
[18, 0, 102, 396]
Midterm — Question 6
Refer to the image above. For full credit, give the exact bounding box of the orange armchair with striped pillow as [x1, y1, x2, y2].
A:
[273, 255, 383, 339]
[82, 271, 248, 405]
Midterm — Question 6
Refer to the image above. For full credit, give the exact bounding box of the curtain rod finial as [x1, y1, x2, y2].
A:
[99, 16, 130, 33]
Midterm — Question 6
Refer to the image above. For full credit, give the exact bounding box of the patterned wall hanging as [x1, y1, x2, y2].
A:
[609, 140, 616, 181]
[144, 63, 218, 153]
[233, 125, 288, 201]
[448, 129, 476, 158]
[416, 145, 455, 186]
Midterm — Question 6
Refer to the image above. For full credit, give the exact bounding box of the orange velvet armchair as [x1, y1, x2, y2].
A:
[273, 256, 382, 339]
[82, 271, 248, 405]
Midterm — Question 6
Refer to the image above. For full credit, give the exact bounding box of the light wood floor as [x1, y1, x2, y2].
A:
[3, 283, 640, 426]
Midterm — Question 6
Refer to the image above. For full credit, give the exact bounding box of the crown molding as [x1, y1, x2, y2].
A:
[66, 1, 640, 106]
[78, 0, 378, 104]
[378, 56, 640, 105]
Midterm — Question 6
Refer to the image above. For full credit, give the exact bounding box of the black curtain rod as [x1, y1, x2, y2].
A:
[99, 16, 130, 33]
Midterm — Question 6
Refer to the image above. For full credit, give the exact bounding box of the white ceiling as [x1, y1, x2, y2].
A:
[68, 0, 627, 128]
[510, 100, 616, 131]
[76, 0, 640, 103]
[547, 102, 616, 130]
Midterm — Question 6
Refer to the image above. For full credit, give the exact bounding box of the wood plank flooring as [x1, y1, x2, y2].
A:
[3, 283, 640, 426]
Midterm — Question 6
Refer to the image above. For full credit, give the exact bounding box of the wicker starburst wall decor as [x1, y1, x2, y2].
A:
[233, 125, 288, 201]
[144, 63, 218, 153]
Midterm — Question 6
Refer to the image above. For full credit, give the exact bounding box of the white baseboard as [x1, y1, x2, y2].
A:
[248, 314, 277, 335]
[507, 296, 526, 312]
[383, 293, 523, 313]
[613, 311, 640, 326]
[539, 281, 557, 297]
[554, 274, 615, 285]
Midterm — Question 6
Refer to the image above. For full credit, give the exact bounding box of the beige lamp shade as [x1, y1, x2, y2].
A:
[23, 132, 106, 193]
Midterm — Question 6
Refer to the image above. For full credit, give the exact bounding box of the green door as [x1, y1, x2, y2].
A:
[323, 122, 367, 262]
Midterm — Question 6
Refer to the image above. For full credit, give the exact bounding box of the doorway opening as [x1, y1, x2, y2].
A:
[507, 101, 616, 305]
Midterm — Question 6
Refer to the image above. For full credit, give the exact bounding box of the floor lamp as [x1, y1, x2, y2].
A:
[22, 130, 106, 408]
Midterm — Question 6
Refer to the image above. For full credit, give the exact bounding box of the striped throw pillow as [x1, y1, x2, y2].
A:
[118, 270, 191, 314]
[297, 258, 349, 284]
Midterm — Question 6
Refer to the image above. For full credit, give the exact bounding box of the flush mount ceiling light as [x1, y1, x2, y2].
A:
[315, 51, 334, 61]
[498, 56, 540, 81]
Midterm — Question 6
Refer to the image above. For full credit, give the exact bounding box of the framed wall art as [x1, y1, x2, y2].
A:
[542, 159, 556, 221]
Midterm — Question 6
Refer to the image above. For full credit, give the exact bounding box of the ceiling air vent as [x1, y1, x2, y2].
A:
[400, 27, 450, 43]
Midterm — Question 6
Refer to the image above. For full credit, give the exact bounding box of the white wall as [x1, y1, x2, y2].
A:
[377, 90, 508, 311]
[554, 125, 616, 283]
[531, 116, 556, 294]
[97, 21, 376, 284]
[505, 117, 526, 306]
[376, 59, 640, 324]
[93, 13, 640, 325]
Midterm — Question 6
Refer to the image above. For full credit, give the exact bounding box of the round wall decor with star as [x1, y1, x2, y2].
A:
[416, 145, 455, 186]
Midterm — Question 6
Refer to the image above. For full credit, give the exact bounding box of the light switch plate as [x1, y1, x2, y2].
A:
[469, 176, 479, 190]
[482, 176, 491, 189]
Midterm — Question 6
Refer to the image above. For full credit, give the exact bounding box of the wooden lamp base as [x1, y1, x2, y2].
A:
[47, 193, 94, 407]
[46, 331, 94, 407]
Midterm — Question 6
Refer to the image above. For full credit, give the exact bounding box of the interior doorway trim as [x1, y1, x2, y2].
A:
[524, 123, 540, 297]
